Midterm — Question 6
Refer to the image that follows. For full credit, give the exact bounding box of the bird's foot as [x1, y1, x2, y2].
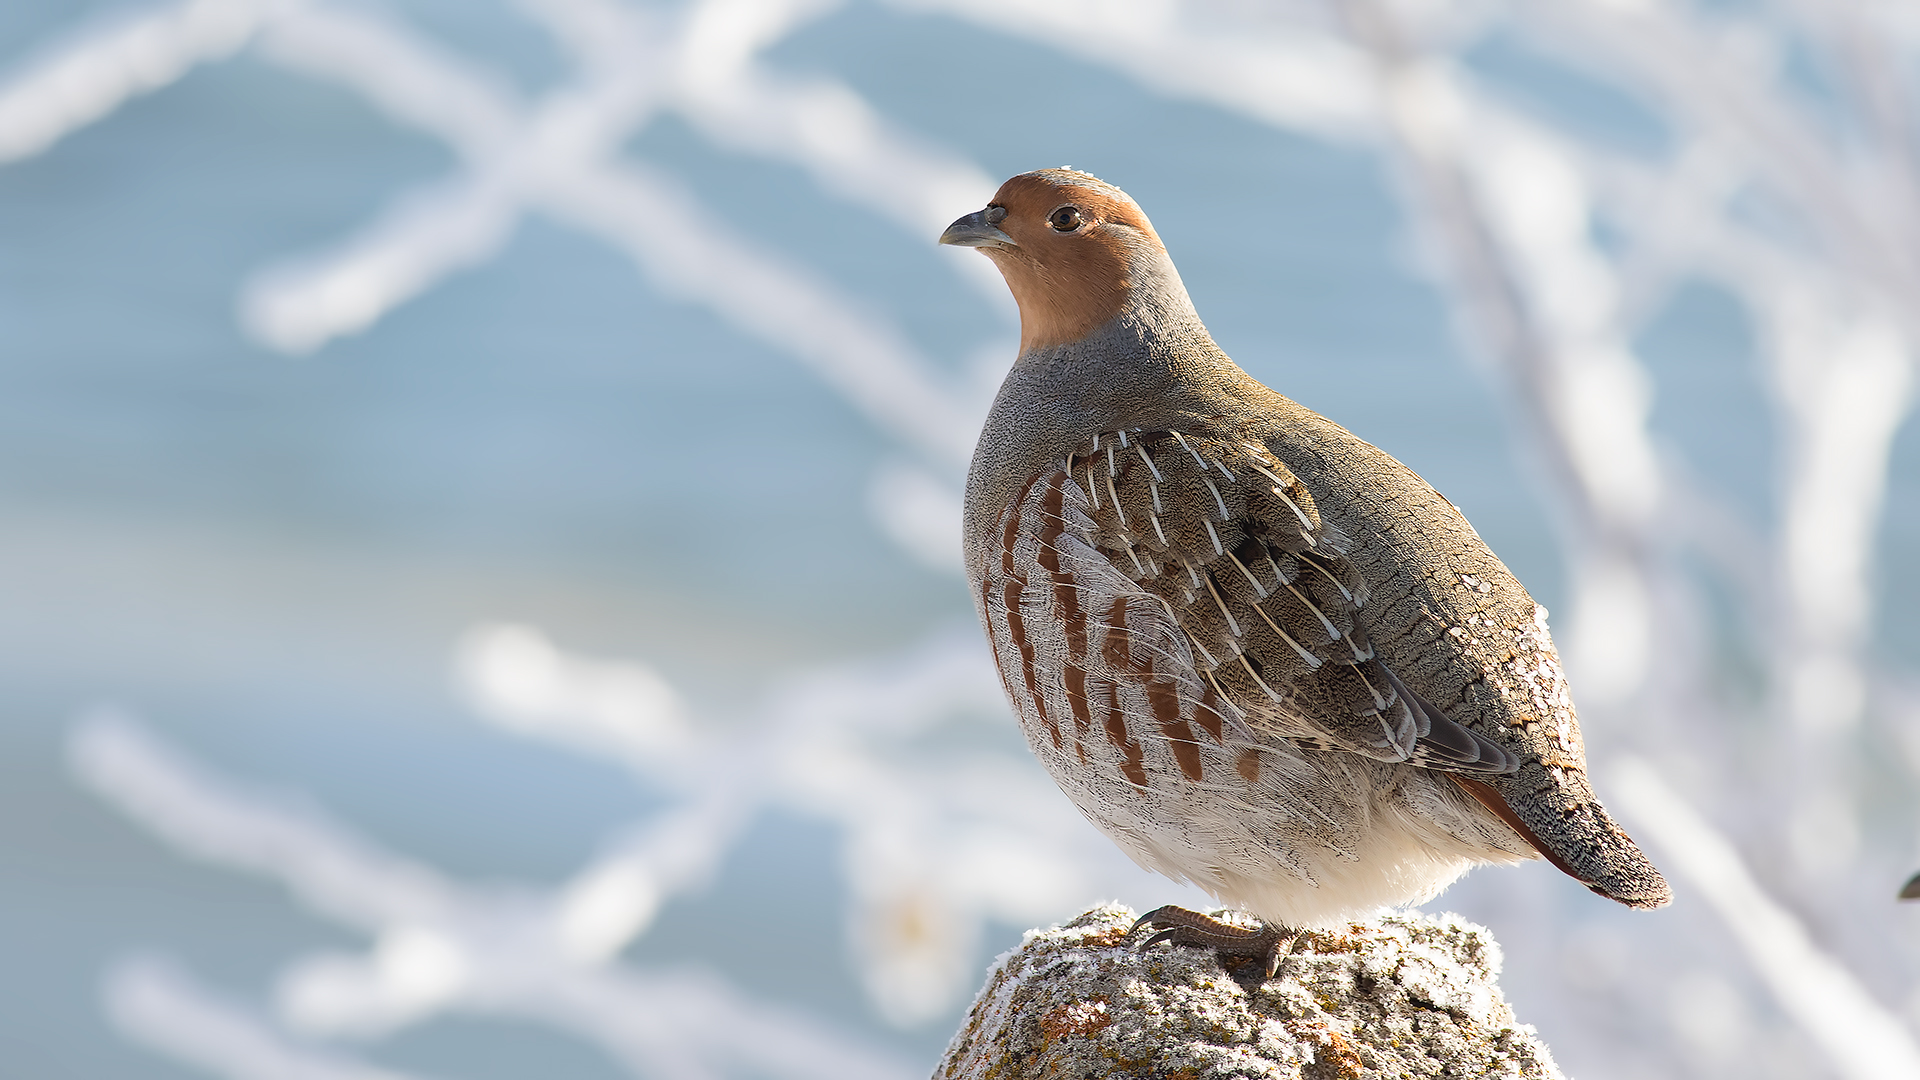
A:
[1128, 905, 1295, 980]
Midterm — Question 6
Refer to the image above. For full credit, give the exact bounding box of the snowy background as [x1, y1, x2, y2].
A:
[5, 0, 1920, 1077]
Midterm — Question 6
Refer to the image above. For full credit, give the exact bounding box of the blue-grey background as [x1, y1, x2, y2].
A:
[4, 2, 1913, 1078]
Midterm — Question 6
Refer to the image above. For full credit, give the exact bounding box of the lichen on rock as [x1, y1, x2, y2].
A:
[938, 904, 1563, 1080]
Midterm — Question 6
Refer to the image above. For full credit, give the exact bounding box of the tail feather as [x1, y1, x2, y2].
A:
[1454, 774, 1672, 909]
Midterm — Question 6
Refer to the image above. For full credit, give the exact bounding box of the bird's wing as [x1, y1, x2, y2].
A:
[1068, 427, 1517, 775]
[979, 465, 1251, 796]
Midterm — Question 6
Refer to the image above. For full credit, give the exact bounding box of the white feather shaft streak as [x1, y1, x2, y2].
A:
[0, 0, 287, 164]
[542, 161, 977, 465]
[1610, 757, 1920, 1080]
[68, 712, 457, 930]
[107, 958, 432, 1080]
[878, 0, 1371, 139]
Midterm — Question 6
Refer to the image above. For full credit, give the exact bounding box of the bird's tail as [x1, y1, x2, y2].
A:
[1454, 774, 1672, 909]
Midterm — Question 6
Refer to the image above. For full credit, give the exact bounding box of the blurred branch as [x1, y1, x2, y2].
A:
[72, 708, 917, 1077]
[246, 1, 983, 469]
[1613, 757, 1920, 1080]
[106, 958, 437, 1080]
[0, 0, 284, 163]
[880, 0, 1373, 140]
[70, 712, 462, 930]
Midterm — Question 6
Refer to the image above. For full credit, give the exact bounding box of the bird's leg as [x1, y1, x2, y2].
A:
[1128, 905, 1295, 980]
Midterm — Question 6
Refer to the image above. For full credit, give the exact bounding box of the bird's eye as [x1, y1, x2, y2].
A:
[1049, 206, 1083, 231]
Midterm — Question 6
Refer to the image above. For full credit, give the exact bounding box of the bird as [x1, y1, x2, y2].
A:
[941, 168, 1669, 976]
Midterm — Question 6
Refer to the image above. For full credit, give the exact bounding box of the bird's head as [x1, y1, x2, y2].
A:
[941, 169, 1176, 357]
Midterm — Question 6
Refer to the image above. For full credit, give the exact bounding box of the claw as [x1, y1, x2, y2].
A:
[1128, 905, 1296, 980]
[1126, 910, 1163, 937]
[1141, 928, 1185, 949]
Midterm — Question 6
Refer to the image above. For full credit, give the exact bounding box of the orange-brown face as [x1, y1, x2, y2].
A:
[941, 170, 1165, 355]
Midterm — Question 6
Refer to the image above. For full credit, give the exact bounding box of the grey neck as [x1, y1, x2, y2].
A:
[963, 254, 1251, 575]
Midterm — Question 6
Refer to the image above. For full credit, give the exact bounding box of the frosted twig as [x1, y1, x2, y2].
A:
[238, 1, 981, 467]
[106, 957, 435, 1080]
[0, 0, 289, 163]
[880, 0, 1372, 140]
[76, 709, 917, 1076]
[1536, 2, 1920, 328]
[1612, 756, 1920, 1080]
[509, 964, 915, 1080]
[543, 159, 977, 465]
[69, 711, 460, 930]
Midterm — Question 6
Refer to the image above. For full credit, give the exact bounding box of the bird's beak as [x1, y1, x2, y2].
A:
[939, 207, 1014, 249]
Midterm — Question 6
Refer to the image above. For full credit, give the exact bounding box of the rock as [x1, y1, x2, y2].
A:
[937, 904, 1564, 1080]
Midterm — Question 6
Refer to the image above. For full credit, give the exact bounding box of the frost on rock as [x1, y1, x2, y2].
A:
[939, 904, 1563, 1080]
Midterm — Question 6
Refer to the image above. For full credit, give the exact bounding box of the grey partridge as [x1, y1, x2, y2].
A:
[941, 169, 1669, 967]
